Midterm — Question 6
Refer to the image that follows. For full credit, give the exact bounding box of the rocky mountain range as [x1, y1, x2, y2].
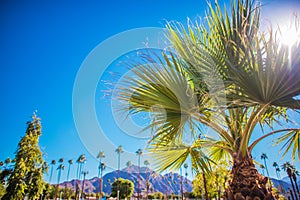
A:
[59, 165, 192, 195]
[58, 165, 299, 196]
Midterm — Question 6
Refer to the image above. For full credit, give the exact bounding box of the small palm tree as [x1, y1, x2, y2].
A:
[49, 160, 56, 182]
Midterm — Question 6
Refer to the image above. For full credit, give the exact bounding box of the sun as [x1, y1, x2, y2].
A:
[281, 29, 300, 47]
[278, 17, 300, 48]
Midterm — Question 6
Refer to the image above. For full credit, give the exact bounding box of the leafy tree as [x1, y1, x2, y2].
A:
[117, 0, 300, 199]
[193, 161, 230, 199]
[3, 114, 46, 200]
[111, 178, 134, 199]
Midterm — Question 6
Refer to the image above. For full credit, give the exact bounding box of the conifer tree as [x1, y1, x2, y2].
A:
[3, 113, 46, 200]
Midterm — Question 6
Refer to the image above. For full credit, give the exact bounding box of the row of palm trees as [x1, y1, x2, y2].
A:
[259, 153, 299, 199]
[46, 146, 150, 198]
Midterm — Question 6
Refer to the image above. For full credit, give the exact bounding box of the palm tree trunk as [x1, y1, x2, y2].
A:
[224, 156, 275, 200]
[289, 176, 298, 200]
[292, 174, 300, 200]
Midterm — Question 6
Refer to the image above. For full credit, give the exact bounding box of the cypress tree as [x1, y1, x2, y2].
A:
[3, 113, 46, 200]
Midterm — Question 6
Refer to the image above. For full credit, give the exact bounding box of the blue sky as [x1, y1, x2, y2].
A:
[0, 0, 300, 184]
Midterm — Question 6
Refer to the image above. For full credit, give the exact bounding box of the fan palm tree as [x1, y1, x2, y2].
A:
[57, 158, 64, 184]
[97, 150, 105, 198]
[282, 162, 299, 200]
[100, 163, 106, 196]
[49, 160, 56, 183]
[260, 153, 270, 178]
[76, 154, 86, 199]
[136, 149, 143, 200]
[115, 145, 124, 178]
[117, 0, 300, 199]
[66, 159, 73, 182]
[272, 162, 281, 180]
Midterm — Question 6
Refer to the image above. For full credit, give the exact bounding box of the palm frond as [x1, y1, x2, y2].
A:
[148, 138, 213, 174]
[275, 129, 300, 161]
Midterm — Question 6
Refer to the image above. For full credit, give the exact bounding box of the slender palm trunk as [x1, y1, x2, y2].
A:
[49, 166, 54, 182]
[288, 175, 298, 200]
[224, 156, 275, 200]
[292, 174, 300, 199]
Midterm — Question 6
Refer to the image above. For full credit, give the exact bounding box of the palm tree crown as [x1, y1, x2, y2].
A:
[116, 0, 300, 199]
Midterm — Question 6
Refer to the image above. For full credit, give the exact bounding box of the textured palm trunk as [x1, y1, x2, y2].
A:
[224, 156, 276, 200]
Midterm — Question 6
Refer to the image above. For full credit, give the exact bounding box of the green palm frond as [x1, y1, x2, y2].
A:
[148, 138, 213, 174]
[118, 51, 208, 142]
[275, 129, 300, 161]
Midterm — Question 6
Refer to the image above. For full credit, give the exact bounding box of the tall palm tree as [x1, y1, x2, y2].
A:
[273, 162, 281, 180]
[117, 0, 300, 199]
[76, 154, 86, 199]
[136, 148, 143, 200]
[282, 162, 299, 200]
[97, 150, 105, 198]
[97, 151, 105, 177]
[260, 153, 270, 178]
[49, 160, 56, 183]
[100, 163, 106, 197]
[115, 145, 124, 178]
[66, 159, 73, 182]
[57, 158, 64, 184]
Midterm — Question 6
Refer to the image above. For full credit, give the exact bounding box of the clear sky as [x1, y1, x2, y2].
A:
[0, 0, 300, 184]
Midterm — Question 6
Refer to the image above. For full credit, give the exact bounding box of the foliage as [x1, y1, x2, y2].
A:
[2, 114, 46, 200]
[192, 161, 230, 199]
[0, 183, 5, 199]
[111, 178, 134, 199]
[148, 191, 164, 200]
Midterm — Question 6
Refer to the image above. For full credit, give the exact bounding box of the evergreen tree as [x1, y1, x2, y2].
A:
[3, 113, 46, 200]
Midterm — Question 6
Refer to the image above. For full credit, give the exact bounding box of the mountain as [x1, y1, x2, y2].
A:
[58, 165, 192, 195]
